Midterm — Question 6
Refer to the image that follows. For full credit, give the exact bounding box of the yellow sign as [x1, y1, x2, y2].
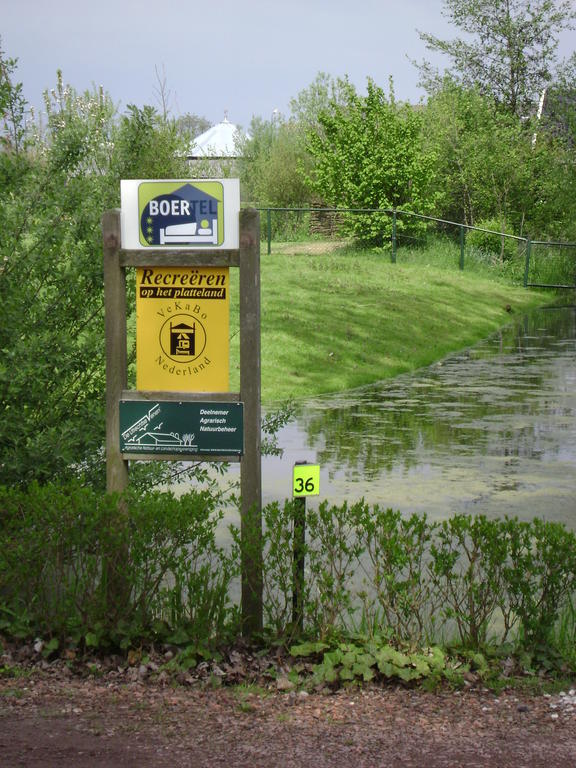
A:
[293, 464, 320, 497]
[136, 266, 229, 392]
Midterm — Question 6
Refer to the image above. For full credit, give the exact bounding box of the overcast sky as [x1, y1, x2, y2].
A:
[3, 0, 575, 130]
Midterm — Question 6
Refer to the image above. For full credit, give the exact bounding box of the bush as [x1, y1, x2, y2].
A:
[354, 506, 437, 647]
[502, 517, 576, 647]
[258, 502, 576, 657]
[3, 484, 576, 666]
[467, 219, 518, 262]
[0, 482, 236, 648]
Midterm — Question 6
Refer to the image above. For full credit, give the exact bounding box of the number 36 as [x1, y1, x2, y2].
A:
[294, 477, 316, 493]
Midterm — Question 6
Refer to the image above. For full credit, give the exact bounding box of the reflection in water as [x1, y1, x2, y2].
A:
[262, 306, 576, 526]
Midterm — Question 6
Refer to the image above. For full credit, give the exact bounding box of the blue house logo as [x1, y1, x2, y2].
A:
[138, 182, 223, 246]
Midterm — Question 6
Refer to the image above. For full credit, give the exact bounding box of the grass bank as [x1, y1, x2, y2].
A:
[231, 245, 552, 403]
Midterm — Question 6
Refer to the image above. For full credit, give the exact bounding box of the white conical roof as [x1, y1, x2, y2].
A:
[189, 115, 245, 158]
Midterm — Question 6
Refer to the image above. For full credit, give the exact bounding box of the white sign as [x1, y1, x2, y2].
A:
[120, 179, 240, 250]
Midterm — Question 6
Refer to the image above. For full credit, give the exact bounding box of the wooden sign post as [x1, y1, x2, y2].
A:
[103, 202, 262, 636]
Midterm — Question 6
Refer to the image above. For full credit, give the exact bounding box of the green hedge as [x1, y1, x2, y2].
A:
[259, 501, 576, 653]
[0, 482, 238, 649]
[2, 485, 576, 662]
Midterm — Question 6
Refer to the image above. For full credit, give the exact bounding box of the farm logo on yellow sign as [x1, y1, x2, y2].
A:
[138, 181, 224, 247]
[136, 266, 229, 392]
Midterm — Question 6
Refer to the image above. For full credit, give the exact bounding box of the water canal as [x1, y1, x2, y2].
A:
[258, 305, 576, 526]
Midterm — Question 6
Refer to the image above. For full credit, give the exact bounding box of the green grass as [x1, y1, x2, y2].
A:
[229, 242, 552, 404]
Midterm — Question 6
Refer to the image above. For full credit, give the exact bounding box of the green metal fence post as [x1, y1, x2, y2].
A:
[391, 208, 397, 263]
[267, 208, 272, 256]
[523, 238, 532, 287]
[459, 225, 465, 270]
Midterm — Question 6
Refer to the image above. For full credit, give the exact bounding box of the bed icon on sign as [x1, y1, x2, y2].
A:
[160, 218, 218, 245]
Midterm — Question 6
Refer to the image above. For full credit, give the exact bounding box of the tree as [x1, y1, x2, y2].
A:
[305, 77, 438, 246]
[529, 53, 576, 239]
[175, 113, 211, 142]
[289, 72, 351, 128]
[539, 52, 576, 146]
[423, 80, 537, 230]
[112, 103, 189, 180]
[237, 114, 312, 205]
[423, 76, 576, 241]
[237, 74, 359, 207]
[0, 44, 26, 153]
[0, 58, 190, 488]
[1, 73, 115, 487]
[416, 0, 575, 117]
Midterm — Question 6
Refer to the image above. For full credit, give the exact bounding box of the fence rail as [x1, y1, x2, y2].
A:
[252, 206, 576, 290]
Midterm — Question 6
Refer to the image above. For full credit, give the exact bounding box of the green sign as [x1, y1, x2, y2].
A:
[120, 400, 243, 456]
[293, 464, 320, 497]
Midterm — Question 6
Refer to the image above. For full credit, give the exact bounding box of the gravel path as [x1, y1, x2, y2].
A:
[2, 673, 576, 767]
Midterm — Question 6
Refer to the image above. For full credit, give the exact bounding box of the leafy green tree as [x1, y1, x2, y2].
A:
[111, 102, 189, 180]
[237, 114, 312, 205]
[0, 59, 190, 488]
[289, 72, 351, 129]
[540, 53, 576, 147]
[305, 77, 438, 246]
[238, 73, 355, 207]
[529, 90, 576, 240]
[1, 74, 114, 486]
[424, 80, 537, 230]
[238, 74, 375, 208]
[236, 116, 276, 202]
[0, 44, 26, 153]
[175, 113, 211, 142]
[423, 77, 576, 241]
[416, 0, 575, 118]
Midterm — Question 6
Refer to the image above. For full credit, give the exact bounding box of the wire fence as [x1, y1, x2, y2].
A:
[253, 206, 576, 290]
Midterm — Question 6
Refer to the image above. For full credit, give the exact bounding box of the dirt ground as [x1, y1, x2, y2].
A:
[2, 670, 576, 767]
